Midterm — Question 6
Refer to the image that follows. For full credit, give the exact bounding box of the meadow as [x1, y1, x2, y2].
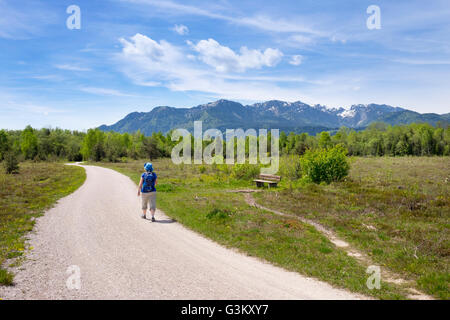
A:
[0, 163, 86, 285]
[1, 156, 447, 299]
[93, 156, 449, 299]
[256, 157, 449, 299]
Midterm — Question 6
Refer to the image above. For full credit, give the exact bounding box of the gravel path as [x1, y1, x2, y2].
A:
[0, 165, 363, 300]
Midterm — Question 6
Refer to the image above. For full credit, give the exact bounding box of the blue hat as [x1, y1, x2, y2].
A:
[144, 162, 153, 172]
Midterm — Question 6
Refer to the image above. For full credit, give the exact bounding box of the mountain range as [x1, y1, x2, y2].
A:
[99, 100, 450, 135]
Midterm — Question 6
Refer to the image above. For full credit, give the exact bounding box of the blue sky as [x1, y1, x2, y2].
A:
[0, 0, 449, 130]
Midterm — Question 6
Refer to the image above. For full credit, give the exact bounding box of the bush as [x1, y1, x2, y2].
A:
[214, 163, 230, 174]
[300, 145, 350, 184]
[206, 207, 233, 220]
[279, 155, 302, 180]
[3, 151, 20, 174]
[0, 268, 14, 285]
[231, 163, 260, 180]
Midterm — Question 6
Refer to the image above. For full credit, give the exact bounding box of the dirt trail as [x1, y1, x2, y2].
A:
[240, 191, 432, 300]
[0, 165, 364, 300]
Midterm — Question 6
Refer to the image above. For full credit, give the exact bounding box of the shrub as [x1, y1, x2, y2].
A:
[217, 163, 230, 174]
[279, 155, 302, 180]
[3, 151, 20, 174]
[300, 145, 350, 184]
[0, 268, 14, 286]
[231, 163, 260, 180]
[206, 207, 233, 220]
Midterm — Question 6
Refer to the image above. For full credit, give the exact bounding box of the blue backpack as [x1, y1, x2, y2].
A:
[142, 172, 156, 192]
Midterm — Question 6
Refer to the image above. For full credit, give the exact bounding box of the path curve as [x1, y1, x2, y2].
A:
[0, 165, 364, 300]
[241, 191, 431, 300]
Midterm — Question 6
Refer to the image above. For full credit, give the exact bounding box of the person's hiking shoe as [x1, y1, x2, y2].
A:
[151, 216, 156, 222]
[141, 214, 146, 219]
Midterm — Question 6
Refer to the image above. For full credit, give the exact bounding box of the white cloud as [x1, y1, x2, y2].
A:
[123, 0, 223, 20]
[0, 96, 66, 116]
[331, 35, 347, 44]
[55, 64, 91, 72]
[124, 0, 323, 36]
[392, 59, 450, 65]
[289, 55, 303, 66]
[29, 74, 65, 81]
[118, 33, 187, 83]
[189, 38, 283, 72]
[116, 33, 313, 102]
[80, 87, 135, 97]
[187, 54, 196, 60]
[237, 15, 322, 35]
[23, 104, 64, 116]
[138, 81, 161, 86]
[172, 24, 189, 35]
[0, 1, 58, 39]
[119, 34, 181, 65]
[286, 34, 315, 47]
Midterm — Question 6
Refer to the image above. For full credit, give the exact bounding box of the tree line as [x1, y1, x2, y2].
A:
[280, 122, 450, 157]
[0, 126, 173, 164]
[1, 122, 449, 167]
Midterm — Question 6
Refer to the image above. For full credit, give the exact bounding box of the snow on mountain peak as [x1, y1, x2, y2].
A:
[338, 109, 357, 118]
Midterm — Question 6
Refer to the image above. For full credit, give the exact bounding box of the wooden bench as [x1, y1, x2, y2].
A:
[253, 174, 281, 188]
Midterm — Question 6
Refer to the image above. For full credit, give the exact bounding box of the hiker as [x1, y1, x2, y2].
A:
[138, 162, 157, 221]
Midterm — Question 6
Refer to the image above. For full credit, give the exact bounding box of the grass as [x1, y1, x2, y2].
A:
[0, 162, 86, 285]
[2, 158, 444, 298]
[92, 158, 414, 299]
[255, 156, 450, 299]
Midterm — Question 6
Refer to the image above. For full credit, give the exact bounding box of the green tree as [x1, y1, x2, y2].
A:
[127, 131, 145, 159]
[318, 131, 332, 149]
[143, 136, 162, 160]
[21, 125, 38, 159]
[332, 127, 349, 147]
[0, 129, 9, 161]
[293, 133, 309, 155]
[3, 151, 19, 174]
[81, 129, 105, 161]
[419, 124, 434, 155]
[395, 139, 409, 156]
[279, 131, 288, 152]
